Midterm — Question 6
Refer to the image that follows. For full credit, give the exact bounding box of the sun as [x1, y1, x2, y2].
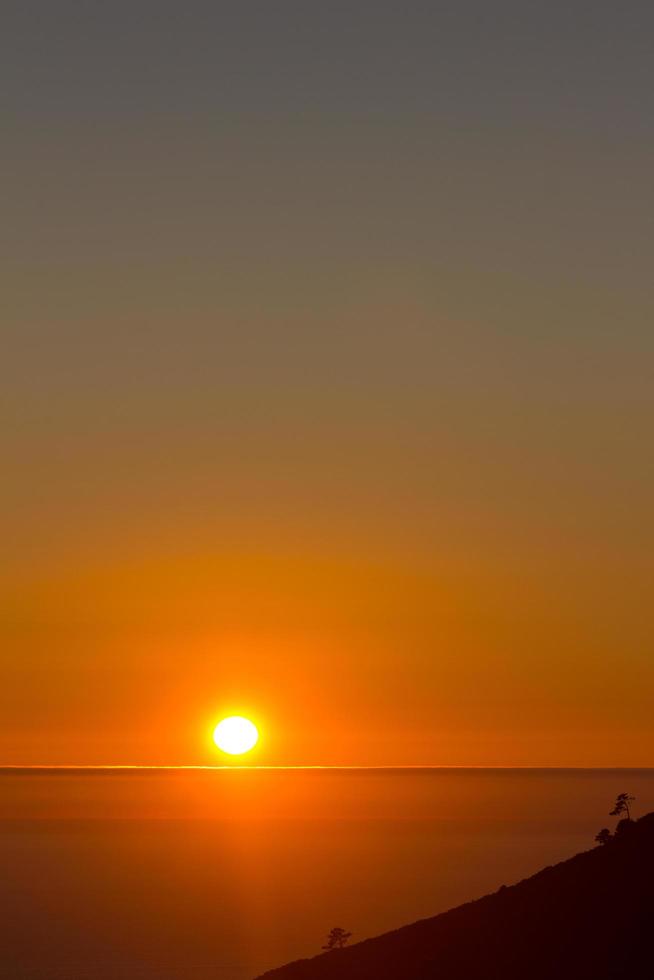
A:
[213, 716, 259, 756]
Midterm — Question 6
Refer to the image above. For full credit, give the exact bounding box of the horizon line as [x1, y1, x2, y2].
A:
[0, 764, 652, 772]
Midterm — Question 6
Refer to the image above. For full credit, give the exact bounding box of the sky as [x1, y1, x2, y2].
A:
[2, 1, 653, 766]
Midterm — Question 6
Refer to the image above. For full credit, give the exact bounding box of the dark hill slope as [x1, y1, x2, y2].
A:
[257, 813, 654, 980]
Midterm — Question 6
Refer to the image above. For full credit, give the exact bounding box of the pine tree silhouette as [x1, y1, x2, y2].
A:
[610, 793, 635, 821]
[322, 928, 352, 951]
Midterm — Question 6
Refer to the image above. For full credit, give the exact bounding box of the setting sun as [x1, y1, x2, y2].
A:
[213, 716, 259, 756]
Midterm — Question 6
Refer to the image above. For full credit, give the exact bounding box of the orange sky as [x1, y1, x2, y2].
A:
[2, 3, 653, 766]
[3, 507, 651, 765]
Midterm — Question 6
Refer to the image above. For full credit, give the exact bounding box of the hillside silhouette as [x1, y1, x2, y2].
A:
[257, 812, 654, 980]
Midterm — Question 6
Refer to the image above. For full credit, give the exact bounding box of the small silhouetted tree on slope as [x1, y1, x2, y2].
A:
[610, 793, 635, 821]
[595, 828, 612, 846]
[322, 928, 352, 951]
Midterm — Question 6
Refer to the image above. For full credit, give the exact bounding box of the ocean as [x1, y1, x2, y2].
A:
[1, 768, 652, 979]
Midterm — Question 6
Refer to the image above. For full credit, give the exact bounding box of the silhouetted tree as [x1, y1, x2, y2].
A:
[595, 828, 612, 846]
[610, 793, 635, 821]
[322, 928, 352, 951]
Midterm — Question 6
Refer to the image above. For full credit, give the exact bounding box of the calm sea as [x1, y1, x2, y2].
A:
[1, 768, 652, 980]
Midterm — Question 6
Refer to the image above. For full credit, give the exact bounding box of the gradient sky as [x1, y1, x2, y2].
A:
[2, 1, 653, 765]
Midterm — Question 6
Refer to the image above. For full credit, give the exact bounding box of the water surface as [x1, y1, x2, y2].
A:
[1, 768, 652, 979]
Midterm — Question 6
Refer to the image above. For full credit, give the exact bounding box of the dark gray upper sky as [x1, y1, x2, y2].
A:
[3, 2, 653, 118]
